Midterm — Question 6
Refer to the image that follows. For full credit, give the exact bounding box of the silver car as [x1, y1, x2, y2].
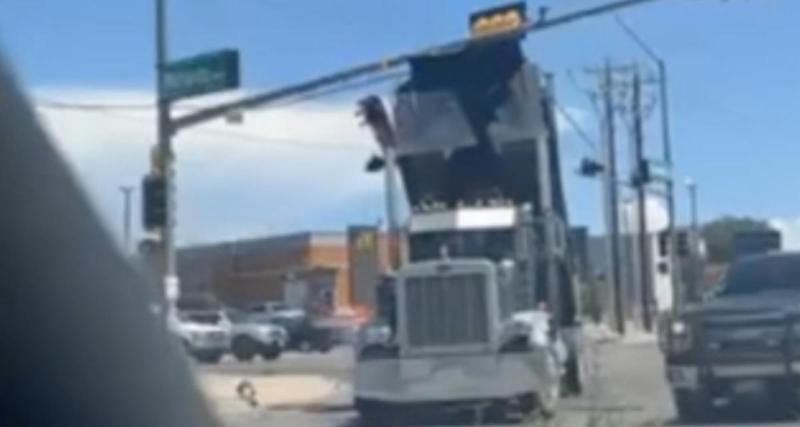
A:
[227, 311, 288, 361]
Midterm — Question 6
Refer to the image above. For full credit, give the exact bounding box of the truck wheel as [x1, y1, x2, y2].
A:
[232, 336, 257, 362]
[673, 390, 712, 423]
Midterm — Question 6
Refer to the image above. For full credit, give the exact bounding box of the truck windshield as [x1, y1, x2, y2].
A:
[409, 229, 514, 262]
[721, 255, 800, 295]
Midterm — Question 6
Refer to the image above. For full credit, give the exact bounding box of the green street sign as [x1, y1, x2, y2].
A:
[162, 49, 240, 100]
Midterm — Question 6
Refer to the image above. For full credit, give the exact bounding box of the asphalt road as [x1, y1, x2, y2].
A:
[197, 342, 798, 427]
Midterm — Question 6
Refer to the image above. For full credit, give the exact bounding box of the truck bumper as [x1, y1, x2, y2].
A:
[668, 361, 800, 395]
[354, 350, 559, 403]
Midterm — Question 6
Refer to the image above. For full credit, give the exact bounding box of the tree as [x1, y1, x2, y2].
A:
[701, 216, 774, 264]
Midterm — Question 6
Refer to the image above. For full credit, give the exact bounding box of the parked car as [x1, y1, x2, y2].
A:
[226, 310, 288, 361]
[268, 310, 333, 353]
[664, 252, 800, 421]
[170, 310, 231, 364]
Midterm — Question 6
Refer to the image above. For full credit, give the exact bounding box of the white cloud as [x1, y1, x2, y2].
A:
[768, 218, 800, 250]
[33, 86, 591, 246]
[554, 105, 592, 137]
[33, 87, 382, 245]
[619, 196, 670, 234]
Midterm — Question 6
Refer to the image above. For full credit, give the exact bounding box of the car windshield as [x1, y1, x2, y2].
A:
[721, 255, 800, 296]
[243, 313, 275, 325]
[180, 312, 222, 325]
[408, 229, 514, 262]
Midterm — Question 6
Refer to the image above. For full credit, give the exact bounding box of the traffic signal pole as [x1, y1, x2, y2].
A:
[155, 0, 178, 313]
[170, 0, 665, 133]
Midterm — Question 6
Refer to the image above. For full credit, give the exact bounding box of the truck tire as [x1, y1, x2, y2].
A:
[673, 390, 712, 423]
[232, 336, 257, 362]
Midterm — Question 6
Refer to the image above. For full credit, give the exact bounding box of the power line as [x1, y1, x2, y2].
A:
[35, 99, 155, 111]
[34, 71, 407, 114]
[553, 100, 598, 154]
[34, 72, 411, 153]
[261, 71, 407, 110]
[34, 104, 370, 152]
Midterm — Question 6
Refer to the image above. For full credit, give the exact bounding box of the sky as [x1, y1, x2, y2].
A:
[2, 0, 800, 247]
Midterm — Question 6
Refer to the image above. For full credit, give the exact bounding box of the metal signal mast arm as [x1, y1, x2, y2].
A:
[171, 0, 664, 132]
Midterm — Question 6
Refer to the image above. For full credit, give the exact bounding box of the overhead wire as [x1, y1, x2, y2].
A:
[34, 103, 370, 152]
[34, 70, 407, 114]
[33, 71, 410, 153]
[553, 100, 598, 155]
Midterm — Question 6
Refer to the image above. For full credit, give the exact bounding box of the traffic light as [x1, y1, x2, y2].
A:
[365, 154, 385, 173]
[469, 2, 527, 37]
[631, 159, 651, 186]
[657, 231, 670, 257]
[142, 174, 167, 230]
[578, 158, 604, 177]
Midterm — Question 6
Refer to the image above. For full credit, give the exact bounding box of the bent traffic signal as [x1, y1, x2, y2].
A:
[578, 158, 604, 177]
[142, 174, 167, 230]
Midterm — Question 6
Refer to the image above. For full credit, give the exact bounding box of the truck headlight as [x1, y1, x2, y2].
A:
[671, 320, 687, 335]
[356, 324, 397, 360]
[668, 320, 693, 354]
[359, 324, 391, 345]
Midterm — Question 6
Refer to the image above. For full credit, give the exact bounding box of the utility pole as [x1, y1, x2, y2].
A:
[119, 186, 134, 253]
[155, 0, 178, 311]
[631, 67, 653, 332]
[600, 60, 626, 335]
[614, 15, 678, 311]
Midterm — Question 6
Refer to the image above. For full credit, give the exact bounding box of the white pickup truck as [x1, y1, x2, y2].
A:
[226, 311, 288, 361]
[170, 310, 231, 364]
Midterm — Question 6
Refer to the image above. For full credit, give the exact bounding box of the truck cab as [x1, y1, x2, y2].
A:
[354, 205, 569, 423]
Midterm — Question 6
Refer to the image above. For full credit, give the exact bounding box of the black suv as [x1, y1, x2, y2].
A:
[664, 252, 800, 420]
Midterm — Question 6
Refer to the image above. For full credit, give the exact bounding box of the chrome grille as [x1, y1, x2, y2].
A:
[404, 273, 489, 348]
[703, 321, 788, 358]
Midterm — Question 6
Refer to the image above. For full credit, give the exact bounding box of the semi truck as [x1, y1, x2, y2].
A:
[352, 25, 583, 424]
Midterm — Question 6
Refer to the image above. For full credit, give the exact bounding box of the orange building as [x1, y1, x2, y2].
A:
[177, 229, 390, 314]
